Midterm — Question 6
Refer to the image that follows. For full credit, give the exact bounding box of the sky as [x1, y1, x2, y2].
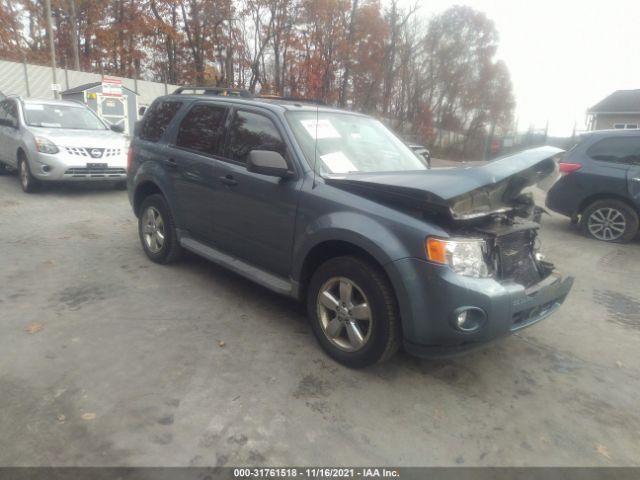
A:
[404, 0, 640, 136]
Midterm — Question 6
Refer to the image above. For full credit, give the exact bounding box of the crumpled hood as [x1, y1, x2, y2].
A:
[324, 146, 563, 220]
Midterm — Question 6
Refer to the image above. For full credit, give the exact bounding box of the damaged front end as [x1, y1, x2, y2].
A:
[324, 146, 574, 354]
[326, 146, 565, 287]
[462, 218, 552, 288]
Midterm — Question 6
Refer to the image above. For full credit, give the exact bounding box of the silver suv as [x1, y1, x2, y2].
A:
[0, 97, 129, 192]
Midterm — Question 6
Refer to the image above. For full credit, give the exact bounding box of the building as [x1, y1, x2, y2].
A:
[61, 82, 139, 136]
[587, 89, 640, 130]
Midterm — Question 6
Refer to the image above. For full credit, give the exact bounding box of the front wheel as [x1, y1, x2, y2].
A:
[18, 156, 39, 193]
[581, 199, 639, 243]
[306, 256, 401, 368]
[138, 194, 182, 264]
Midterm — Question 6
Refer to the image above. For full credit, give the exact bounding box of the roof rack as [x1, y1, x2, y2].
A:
[256, 94, 326, 106]
[172, 86, 254, 98]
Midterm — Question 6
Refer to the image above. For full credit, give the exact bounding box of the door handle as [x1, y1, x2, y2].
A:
[219, 174, 238, 186]
[633, 177, 640, 182]
[165, 158, 177, 168]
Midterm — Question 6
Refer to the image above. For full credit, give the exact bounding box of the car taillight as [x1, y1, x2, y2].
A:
[559, 162, 582, 174]
[127, 146, 134, 173]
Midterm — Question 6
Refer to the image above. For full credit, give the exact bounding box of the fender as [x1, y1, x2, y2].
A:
[292, 210, 420, 283]
[131, 160, 184, 229]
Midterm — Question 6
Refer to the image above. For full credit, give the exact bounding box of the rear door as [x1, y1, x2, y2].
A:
[211, 108, 302, 277]
[166, 102, 228, 241]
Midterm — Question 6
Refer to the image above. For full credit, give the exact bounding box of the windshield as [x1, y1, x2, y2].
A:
[23, 103, 107, 130]
[286, 111, 427, 174]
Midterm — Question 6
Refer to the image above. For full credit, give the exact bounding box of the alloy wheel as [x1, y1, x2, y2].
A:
[587, 207, 627, 241]
[316, 276, 372, 352]
[20, 161, 29, 189]
[142, 206, 166, 253]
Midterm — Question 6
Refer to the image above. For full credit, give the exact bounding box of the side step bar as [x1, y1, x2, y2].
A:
[179, 236, 296, 298]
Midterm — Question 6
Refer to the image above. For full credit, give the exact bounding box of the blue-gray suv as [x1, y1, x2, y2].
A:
[128, 89, 573, 368]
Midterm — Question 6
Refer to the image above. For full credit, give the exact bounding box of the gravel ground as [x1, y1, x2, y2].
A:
[0, 167, 639, 467]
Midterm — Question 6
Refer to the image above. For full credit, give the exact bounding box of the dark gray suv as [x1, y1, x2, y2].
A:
[546, 129, 640, 243]
[128, 90, 573, 368]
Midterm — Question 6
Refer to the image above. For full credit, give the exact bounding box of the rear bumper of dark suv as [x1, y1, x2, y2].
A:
[546, 177, 582, 218]
[387, 258, 574, 358]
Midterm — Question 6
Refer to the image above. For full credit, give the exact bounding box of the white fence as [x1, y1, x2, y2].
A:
[0, 60, 179, 106]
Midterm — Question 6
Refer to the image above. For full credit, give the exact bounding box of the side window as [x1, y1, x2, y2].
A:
[0, 101, 7, 122]
[176, 104, 227, 156]
[587, 137, 640, 165]
[226, 110, 286, 164]
[139, 100, 183, 142]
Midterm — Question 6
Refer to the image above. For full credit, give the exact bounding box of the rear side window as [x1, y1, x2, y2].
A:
[176, 104, 227, 156]
[226, 110, 286, 164]
[139, 100, 182, 142]
[587, 137, 640, 165]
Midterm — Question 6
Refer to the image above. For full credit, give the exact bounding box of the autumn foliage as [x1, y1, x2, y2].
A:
[0, 0, 515, 154]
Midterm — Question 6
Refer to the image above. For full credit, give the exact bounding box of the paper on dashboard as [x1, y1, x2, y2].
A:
[320, 151, 357, 173]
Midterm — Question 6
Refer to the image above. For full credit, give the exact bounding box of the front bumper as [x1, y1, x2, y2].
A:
[387, 257, 574, 358]
[30, 150, 127, 182]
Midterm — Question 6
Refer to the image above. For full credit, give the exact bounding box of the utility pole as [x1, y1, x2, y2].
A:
[68, 0, 81, 71]
[44, 0, 59, 99]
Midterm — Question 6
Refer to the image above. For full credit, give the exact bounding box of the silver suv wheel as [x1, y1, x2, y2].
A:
[18, 157, 38, 193]
[20, 161, 29, 189]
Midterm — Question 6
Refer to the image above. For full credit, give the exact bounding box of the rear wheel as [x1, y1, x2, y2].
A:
[581, 199, 639, 243]
[18, 156, 38, 193]
[138, 194, 182, 263]
[306, 256, 400, 368]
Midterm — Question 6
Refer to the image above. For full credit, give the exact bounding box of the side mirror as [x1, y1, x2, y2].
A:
[110, 123, 125, 133]
[138, 106, 147, 117]
[247, 150, 292, 178]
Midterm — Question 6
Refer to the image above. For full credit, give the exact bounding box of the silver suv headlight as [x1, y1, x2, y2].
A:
[35, 137, 59, 154]
[426, 237, 491, 278]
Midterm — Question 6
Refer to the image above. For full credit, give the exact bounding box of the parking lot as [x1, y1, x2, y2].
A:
[1, 167, 639, 467]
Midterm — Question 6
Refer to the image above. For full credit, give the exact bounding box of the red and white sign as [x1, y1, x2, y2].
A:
[102, 76, 123, 97]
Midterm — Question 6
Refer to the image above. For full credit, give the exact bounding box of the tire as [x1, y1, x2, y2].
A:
[581, 199, 639, 243]
[18, 155, 39, 193]
[138, 194, 182, 264]
[306, 256, 401, 368]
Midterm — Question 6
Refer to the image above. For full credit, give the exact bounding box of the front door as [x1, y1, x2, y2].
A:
[212, 109, 302, 278]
